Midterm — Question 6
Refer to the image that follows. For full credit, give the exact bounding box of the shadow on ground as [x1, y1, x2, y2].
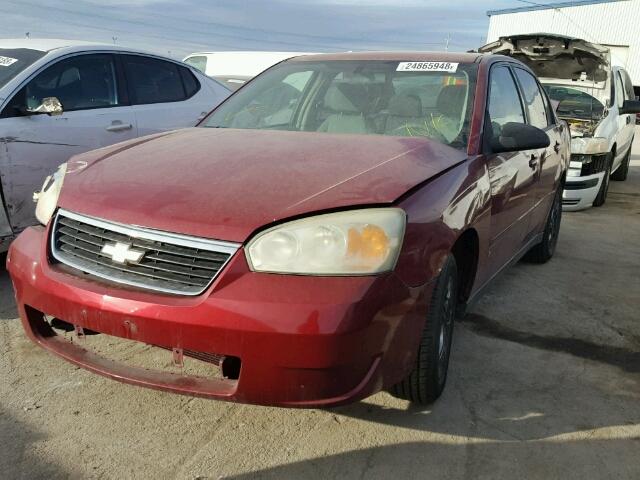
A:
[0, 408, 71, 479]
[227, 437, 640, 480]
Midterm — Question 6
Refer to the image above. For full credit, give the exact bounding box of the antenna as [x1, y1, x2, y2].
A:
[25, 32, 30, 39]
[112, 36, 118, 45]
[445, 33, 451, 52]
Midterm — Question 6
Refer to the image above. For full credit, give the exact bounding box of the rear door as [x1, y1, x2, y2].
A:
[0, 53, 137, 231]
[485, 64, 538, 275]
[512, 67, 564, 234]
[120, 54, 215, 136]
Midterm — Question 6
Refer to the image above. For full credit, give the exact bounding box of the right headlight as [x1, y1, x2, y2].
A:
[246, 208, 406, 275]
[33, 162, 67, 226]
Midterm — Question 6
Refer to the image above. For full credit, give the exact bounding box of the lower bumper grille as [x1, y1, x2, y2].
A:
[50, 209, 240, 295]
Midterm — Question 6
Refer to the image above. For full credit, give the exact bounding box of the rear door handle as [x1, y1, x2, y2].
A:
[106, 121, 133, 132]
[529, 154, 539, 169]
[626, 116, 632, 125]
[553, 141, 561, 153]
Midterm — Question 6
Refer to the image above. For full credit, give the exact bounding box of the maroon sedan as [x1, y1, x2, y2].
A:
[7, 52, 569, 407]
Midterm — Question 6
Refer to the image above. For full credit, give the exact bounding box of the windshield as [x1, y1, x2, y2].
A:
[0, 48, 46, 89]
[543, 84, 605, 120]
[203, 60, 477, 150]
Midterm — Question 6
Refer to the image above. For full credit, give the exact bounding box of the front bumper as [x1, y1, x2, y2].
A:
[7, 226, 429, 407]
[562, 172, 604, 211]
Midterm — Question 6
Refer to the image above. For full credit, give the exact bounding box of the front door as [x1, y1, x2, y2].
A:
[512, 67, 564, 234]
[0, 53, 137, 231]
[485, 65, 538, 276]
[614, 69, 635, 169]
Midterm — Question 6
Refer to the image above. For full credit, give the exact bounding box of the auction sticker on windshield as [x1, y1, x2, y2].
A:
[397, 62, 458, 72]
[0, 56, 18, 67]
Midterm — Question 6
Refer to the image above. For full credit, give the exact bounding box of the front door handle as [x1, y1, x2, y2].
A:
[626, 116, 632, 125]
[553, 141, 561, 153]
[529, 154, 539, 169]
[106, 121, 133, 132]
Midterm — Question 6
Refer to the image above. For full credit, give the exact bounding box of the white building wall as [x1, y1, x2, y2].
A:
[487, 0, 640, 86]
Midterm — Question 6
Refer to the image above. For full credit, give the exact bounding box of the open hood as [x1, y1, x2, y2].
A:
[479, 34, 610, 85]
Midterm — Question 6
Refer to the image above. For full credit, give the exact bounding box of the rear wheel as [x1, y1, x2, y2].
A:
[525, 185, 562, 263]
[389, 254, 458, 405]
[611, 144, 632, 181]
[593, 153, 612, 207]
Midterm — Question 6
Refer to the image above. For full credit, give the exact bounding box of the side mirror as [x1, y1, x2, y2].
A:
[619, 100, 640, 115]
[490, 122, 550, 154]
[26, 97, 63, 116]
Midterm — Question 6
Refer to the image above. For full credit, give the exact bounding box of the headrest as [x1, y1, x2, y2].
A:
[437, 85, 467, 118]
[324, 83, 368, 113]
[388, 94, 422, 117]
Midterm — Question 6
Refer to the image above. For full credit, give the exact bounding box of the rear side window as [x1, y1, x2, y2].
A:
[122, 55, 196, 105]
[513, 68, 549, 129]
[184, 55, 207, 74]
[179, 67, 200, 97]
[487, 66, 525, 135]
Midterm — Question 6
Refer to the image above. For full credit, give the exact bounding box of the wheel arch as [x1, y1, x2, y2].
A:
[450, 228, 479, 304]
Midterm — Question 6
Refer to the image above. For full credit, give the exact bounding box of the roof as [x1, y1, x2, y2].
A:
[289, 51, 483, 63]
[0, 38, 159, 57]
[0, 38, 106, 52]
[487, 0, 625, 16]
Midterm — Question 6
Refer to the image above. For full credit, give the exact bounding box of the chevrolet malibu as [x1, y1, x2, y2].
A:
[7, 52, 569, 407]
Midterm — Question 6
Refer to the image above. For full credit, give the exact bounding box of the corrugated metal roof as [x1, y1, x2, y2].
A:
[487, 0, 626, 17]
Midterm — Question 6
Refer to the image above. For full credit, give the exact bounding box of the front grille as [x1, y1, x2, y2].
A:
[578, 153, 609, 176]
[50, 209, 240, 295]
[562, 198, 580, 206]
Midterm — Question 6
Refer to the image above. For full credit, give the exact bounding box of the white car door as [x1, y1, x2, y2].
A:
[613, 70, 634, 170]
[119, 54, 228, 136]
[0, 53, 137, 231]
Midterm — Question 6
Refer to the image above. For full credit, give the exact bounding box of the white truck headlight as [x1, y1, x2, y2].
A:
[34, 163, 67, 226]
[246, 208, 406, 275]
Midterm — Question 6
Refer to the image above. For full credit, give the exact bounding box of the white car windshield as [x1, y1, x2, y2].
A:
[0, 48, 46, 89]
[203, 60, 477, 150]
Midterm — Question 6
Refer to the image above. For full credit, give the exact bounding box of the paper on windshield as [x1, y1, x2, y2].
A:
[397, 62, 458, 73]
[0, 56, 18, 67]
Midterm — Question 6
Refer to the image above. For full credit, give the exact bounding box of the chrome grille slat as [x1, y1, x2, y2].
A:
[50, 209, 240, 295]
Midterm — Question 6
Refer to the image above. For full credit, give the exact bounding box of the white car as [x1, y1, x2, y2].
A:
[183, 51, 314, 89]
[480, 34, 640, 210]
[0, 39, 230, 251]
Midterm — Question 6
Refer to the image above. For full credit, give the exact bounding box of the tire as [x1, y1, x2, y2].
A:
[611, 143, 632, 181]
[389, 254, 458, 405]
[592, 153, 612, 207]
[525, 185, 562, 264]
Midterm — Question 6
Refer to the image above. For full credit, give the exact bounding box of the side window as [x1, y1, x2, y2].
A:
[621, 70, 635, 100]
[615, 72, 625, 108]
[179, 66, 200, 98]
[122, 55, 187, 105]
[513, 68, 549, 129]
[487, 66, 525, 138]
[16, 54, 118, 113]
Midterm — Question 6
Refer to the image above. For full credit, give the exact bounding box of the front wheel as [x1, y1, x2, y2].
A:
[525, 185, 562, 263]
[389, 254, 458, 405]
[611, 144, 632, 181]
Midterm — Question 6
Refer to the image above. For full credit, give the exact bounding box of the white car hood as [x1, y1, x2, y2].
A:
[480, 34, 610, 86]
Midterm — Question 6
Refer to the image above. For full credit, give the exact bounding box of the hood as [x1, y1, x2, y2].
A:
[479, 34, 610, 85]
[59, 128, 466, 242]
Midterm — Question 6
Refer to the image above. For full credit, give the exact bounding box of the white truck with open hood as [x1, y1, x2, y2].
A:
[480, 34, 640, 210]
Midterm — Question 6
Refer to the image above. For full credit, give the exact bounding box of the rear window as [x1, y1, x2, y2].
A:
[544, 85, 605, 120]
[0, 48, 46, 89]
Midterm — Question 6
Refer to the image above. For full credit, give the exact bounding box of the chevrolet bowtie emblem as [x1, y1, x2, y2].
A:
[101, 242, 145, 265]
